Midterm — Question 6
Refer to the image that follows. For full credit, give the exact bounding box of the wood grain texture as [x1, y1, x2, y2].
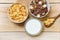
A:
[0, 4, 60, 32]
[0, 32, 60, 40]
[0, 0, 60, 40]
[0, 0, 60, 3]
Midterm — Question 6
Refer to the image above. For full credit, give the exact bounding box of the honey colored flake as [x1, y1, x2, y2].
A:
[9, 3, 28, 22]
[44, 18, 55, 27]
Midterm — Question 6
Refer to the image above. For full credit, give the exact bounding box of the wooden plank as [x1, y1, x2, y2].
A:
[0, 0, 16, 3]
[43, 4, 60, 32]
[0, 32, 60, 40]
[0, 0, 60, 3]
[0, 4, 60, 32]
[44, 18, 60, 32]
[0, 13, 24, 31]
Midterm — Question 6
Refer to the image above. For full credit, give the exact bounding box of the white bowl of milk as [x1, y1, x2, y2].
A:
[25, 18, 43, 36]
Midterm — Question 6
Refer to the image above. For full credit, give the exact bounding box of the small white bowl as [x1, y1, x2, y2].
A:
[8, 3, 29, 23]
[29, 0, 50, 18]
[25, 18, 43, 36]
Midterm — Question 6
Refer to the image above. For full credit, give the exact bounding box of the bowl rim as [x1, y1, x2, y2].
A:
[24, 18, 43, 36]
[8, 3, 29, 23]
[29, 0, 50, 18]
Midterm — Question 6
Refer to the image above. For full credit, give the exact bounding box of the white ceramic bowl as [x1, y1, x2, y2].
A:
[29, 0, 50, 18]
[8, 3, 29, 23]
[25, 18, 43, 36]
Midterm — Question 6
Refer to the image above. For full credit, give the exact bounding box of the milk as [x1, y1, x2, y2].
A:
[25, 19, 42, 36]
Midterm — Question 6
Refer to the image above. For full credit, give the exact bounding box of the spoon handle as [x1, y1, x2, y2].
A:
[44, 14, 60, 28]
[55, 14, 60, 20]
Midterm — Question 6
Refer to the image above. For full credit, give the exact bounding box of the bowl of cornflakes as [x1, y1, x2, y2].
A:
[9, 3, 29, 23]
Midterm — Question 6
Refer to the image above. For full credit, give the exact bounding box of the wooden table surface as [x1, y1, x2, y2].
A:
[0, 0, 60, 40]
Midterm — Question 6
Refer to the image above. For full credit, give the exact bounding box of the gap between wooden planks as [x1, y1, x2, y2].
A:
[0, 0, 60, 3]
[0, 2, 60, 32]
[0, 32, 60, 40]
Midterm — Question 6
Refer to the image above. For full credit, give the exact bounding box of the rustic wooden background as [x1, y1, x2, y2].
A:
[0, 0, 60, 40]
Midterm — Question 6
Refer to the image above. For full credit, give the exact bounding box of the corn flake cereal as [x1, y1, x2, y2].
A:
[9, 3, 28, 22]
